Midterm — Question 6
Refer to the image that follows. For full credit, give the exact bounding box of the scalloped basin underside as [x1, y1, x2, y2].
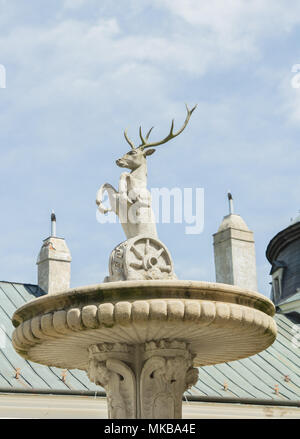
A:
[12, 280, 277, 369]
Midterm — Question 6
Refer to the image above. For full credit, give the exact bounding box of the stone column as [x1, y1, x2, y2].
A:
[87, 340, 199, 419]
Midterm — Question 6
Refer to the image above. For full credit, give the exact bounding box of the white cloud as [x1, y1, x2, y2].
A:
[280, 70, 300, 123]
[63, 0, 86, 10]
[157, 0, 300, 36]
[155, 0, 300, 69]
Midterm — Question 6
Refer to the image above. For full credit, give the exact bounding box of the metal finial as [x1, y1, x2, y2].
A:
[227, 191, 234, 215]
[51, 210, 56, 237]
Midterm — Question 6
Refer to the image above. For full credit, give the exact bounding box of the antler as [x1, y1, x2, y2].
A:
[124, 128, 136, 150]
[124, 126, 154, 150]
[138, 104, 197, 150]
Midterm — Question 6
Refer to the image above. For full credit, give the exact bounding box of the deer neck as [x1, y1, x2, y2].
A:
[130, 162, 147, 186]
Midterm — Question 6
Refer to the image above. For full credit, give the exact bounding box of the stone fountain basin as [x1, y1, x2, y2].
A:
[12, 280, 276, 370]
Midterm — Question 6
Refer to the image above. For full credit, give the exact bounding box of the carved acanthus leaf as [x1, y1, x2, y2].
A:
[87, 355, 136, 419]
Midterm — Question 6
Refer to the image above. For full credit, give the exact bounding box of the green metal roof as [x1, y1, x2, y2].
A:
[188, 312, 300, 402]
[0, 281, 299, 403]
[278, 290, 300, 305]
[0, 281, 100, 394]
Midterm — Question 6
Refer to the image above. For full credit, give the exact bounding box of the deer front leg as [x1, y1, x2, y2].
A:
[118, 172, 132, 202]
[96, 183, 119, 215]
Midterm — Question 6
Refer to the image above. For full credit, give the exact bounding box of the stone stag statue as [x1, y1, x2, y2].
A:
[96, 105, 197, 282]
[96, 104, 197, 240]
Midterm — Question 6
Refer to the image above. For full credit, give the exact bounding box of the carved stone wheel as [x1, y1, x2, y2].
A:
[124, 236, 175, 280]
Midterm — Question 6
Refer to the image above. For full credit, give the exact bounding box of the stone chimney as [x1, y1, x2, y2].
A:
[37, 211, 72, 294]
[213, 193, 258, 291]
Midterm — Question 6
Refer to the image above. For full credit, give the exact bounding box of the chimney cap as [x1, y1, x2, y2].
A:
[218, 214, 250, 233]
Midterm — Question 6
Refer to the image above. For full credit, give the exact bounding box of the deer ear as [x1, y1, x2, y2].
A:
[144, 148, 156, 157]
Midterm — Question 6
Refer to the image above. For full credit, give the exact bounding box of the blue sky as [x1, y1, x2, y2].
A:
[0, 0, 300, 296]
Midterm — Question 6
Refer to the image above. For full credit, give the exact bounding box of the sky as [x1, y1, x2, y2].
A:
[0, 0, 300, 297]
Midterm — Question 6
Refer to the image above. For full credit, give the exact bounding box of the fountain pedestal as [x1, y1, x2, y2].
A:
[87, 340, 198, 419]
[11, 280, 277, 419]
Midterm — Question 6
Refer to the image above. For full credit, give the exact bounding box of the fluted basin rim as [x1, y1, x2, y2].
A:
[12, 280, 275, 327]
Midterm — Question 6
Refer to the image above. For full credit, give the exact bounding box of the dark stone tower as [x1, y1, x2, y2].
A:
[266, 215, 300, 317]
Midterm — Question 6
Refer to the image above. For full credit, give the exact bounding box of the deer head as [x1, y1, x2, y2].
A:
[116, 147, 155, 170]
[116, 104, 197, 171]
